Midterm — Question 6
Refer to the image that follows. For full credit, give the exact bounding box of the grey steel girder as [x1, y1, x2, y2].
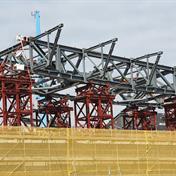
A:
[0, 24, 175, 107]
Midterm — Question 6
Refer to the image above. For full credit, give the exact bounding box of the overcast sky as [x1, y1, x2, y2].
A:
[0, 0, 176, 67]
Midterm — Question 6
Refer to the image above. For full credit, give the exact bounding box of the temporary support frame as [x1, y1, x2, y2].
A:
[36, 97, 72, 127]
[74, 83, 115, 128]
[164, 97, 176, 130]
[0, 64, 34, 126]
[123, 106, 156, 130]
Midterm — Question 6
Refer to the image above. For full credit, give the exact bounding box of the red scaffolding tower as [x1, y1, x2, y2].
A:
[0, 63, 33, 126]
[74, 83, 115, 128]
[164, 97, 176, 130]
[36, 97, 72, 127]
[123, 106, 156, 130]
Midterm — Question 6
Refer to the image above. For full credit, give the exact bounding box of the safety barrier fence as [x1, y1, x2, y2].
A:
[0, 127, 175, 175]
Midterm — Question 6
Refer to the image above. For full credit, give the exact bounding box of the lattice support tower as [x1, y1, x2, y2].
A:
[164, 97, 176, 130]
[74, 83, 115, 128]
[0, 64, 34, 126]
[36, 97, 72, 127]
[123, 106, 156, 130]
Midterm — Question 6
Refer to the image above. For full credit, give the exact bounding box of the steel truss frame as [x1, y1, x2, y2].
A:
[0, 24, 176, 128]
[0, 24, 175, 103]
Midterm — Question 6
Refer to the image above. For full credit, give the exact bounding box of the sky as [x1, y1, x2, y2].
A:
[0, 0, 176, 67]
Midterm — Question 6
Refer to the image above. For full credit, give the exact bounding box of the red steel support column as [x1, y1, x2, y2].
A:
[123, 106, 156, 130]
[164, 98, 176, 130]
[16, 82, 20, 126]
[2, 80, 7, 126]
[123, 106, 138, 129]
[37, 97, 72, 128]
[74, 83, 115, 129]
[0, 64, 34, 127]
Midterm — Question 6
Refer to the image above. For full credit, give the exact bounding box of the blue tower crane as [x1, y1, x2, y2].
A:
[31, 10, 47, 127]
[31, 10, 41, 36]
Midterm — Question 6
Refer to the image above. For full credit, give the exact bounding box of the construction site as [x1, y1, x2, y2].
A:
[0, 5, 176, 175]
